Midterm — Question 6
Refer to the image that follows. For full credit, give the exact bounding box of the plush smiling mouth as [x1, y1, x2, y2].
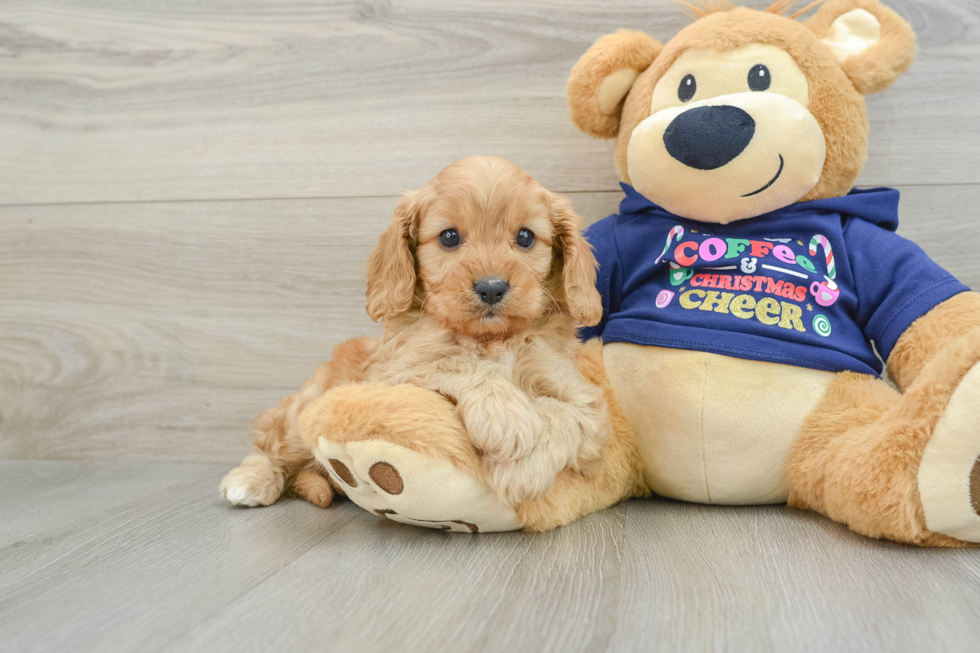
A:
[741, 154, 784, 198]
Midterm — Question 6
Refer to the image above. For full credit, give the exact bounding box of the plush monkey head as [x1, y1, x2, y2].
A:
[567, 0, 916, 224]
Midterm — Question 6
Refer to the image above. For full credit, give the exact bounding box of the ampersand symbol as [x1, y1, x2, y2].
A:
[741, 257, 758, 274]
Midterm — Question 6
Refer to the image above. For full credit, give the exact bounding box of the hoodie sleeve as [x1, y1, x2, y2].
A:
[844, 218, 970, 362]
[579, 215, 623, 341]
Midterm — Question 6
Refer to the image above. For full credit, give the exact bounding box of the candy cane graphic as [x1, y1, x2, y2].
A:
[655, 226, 685, 264]
[808, 234, 836, 280]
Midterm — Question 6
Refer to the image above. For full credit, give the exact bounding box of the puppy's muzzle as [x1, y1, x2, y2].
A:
[474, 277, 509, 306]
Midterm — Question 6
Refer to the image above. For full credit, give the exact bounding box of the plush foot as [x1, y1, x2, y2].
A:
[918, 363, 980, 543]
[312, 437, 521, 533]
[220, 453, 285, 507]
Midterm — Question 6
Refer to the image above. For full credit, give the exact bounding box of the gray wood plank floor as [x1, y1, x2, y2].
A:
[2, 0, 980, 651]
[1, 461, 978, 653]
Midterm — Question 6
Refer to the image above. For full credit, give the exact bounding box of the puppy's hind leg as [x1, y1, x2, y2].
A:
[221, 336, 377, 508]
[221, 452, 285, 507]
[287, 468, 336, 508]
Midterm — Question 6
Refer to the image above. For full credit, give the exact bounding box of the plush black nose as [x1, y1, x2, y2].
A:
[474, 278, 509, 306]
[663, 105, 756, 170]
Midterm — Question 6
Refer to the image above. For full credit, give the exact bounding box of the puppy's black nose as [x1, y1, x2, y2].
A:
[663, 105, 755, 170]
[474, 278, 509, 306]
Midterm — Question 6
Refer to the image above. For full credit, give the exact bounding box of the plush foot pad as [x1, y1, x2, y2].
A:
[312, 438, 521, 533]
[919, 363, 980, 543]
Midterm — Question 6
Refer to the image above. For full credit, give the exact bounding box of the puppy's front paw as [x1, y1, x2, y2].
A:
[462, 383, 541, 462]
[483, 450, 562, 506]
[531, 395, 611, 478]
[483, 443, 566, 506]
[572, 408, 612, 478]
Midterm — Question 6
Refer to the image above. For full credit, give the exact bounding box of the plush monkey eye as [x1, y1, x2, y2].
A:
[678, 74, 697, 102]
[516, 228, 535, 248]
[748, 64, 771, 91]
[439, 228, 460, 249]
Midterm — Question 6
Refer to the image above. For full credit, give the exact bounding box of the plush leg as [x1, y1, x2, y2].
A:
[300, 340, 646, 532]
[221, 336, 376, 507]
[787, 328, 980, 546]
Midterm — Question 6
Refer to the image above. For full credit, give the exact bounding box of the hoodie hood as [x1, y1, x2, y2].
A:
[618, 183, 900, 232]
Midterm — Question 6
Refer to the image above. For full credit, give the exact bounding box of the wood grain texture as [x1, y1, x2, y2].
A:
[1, 0, 978, 205]
[2, 2, 980, 649]
[1, 461, 978, 653]
[1, 185, 978, 463]
[0, 196, 384, 462]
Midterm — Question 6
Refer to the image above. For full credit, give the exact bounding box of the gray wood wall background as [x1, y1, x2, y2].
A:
[2, 0, 978, 465]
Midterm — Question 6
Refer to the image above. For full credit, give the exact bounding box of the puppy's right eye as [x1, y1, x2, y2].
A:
[439, 229, 460, 249]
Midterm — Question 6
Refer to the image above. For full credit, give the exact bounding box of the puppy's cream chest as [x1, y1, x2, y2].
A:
[603, 342, 836, 505]
[490, 348, 517, 376]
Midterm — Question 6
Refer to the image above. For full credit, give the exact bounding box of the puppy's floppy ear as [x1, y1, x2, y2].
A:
[807, 0, 917, 94]
[567, 30, 663, 138]
[546, 192, 602, 327]
[365, 191, 423, 322]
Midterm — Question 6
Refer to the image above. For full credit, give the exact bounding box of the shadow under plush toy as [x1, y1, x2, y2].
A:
[252, 0, 980, 544]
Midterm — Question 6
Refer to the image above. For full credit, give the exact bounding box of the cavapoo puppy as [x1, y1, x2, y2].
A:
[221, 156, 610, 508]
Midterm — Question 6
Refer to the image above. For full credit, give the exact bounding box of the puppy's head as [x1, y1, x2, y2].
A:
[365, 156, 601, 339]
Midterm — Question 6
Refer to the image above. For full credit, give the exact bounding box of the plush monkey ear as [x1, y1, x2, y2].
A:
[567, 30, 663, 138]
[807, 0, 917, 94]
[365, 191, 423, 322]
[545, 191, 602, 327]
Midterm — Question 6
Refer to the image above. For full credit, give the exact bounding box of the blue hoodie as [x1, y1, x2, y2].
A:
[581, 184, 969, 377]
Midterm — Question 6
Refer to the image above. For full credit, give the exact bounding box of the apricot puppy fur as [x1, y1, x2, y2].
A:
[221, 156, 609, 507]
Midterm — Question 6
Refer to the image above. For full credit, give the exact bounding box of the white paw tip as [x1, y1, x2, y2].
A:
[224, 484, 262, 507]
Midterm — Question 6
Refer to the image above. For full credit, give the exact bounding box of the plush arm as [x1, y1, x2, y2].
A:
[887, 292, 980, 391]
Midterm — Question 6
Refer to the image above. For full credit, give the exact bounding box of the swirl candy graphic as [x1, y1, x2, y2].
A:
[656, 290, 675, 308]
[656, 225, 685, 264]
[812, 314, 832, 337]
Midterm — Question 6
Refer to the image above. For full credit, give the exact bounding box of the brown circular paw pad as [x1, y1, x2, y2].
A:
[328, 459, 357, 487]
[369, 462, 403, 495]
[971, 455, 980, 516]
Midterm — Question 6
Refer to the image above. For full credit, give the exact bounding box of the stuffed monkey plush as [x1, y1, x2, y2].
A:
[300, 0, 980, 545]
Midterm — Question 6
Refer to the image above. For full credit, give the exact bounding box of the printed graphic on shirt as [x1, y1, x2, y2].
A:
[584, 185, 970, 377]
[657, 227, 840, 337]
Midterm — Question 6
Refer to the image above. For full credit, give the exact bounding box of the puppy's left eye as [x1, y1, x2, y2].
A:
[439, 229, 460, 249]
[516, 228, 535, 249]
[748, 64, 771, 91]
